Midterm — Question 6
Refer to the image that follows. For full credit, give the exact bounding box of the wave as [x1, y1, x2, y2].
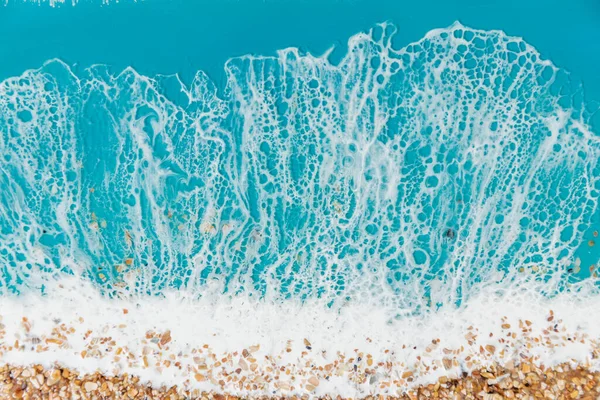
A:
[0, 23, 599, 316]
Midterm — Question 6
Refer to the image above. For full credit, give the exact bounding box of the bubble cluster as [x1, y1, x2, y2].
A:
[0, 23, 599, 313]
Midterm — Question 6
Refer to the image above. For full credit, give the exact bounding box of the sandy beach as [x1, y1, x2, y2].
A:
[1, 360, 599, 399]
[2, 282, 600, 399]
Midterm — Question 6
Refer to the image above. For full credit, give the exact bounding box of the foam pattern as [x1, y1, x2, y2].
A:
[0, 23, 599, 313]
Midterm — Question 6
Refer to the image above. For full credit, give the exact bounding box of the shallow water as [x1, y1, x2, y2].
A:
[1, 21, 600, 307]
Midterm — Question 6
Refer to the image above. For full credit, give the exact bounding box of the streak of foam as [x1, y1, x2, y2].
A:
[0, 23, 599, 315]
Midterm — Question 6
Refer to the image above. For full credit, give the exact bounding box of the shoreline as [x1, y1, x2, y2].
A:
[2, 280, 600, 398]
[1, 361, 599, 399]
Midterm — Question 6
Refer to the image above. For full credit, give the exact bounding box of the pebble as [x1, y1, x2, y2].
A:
[2, 361, 599, 399]
[84, 381, 98, 392]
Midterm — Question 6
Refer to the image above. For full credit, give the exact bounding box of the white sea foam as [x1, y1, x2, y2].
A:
[1, 23, 599, 313]
[1, 278, 600, 396]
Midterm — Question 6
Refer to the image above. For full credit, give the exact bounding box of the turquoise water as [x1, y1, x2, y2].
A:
[1, 0, 600, 110]
[1, 0, 600, 314]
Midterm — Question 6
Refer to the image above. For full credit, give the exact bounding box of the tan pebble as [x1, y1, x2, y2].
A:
[442, 358, 452, 370]
[501, 323, 511, 329]
[570, 389, 579, 398]
[402, 371, 413, 378]
[304, 338, 311, 348]
[308, 376, 319, 387]
[30, 374, 42, 389]
[485, 344, 496, 354]
[21, 318, 31, 333]
[84, 381, 98, 392]
[275, 381, 291, 390]
[159, 330, 172, 346]
[47, 369, 61, 386]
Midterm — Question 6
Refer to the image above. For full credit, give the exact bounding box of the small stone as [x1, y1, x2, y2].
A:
[570, 389, 579, 398]
[84, 381, 98, 392]
[159, 330, 171, 346]
[47, 369, 61, 386]
[442, 358, 453, 370]
[308, 376, 319, 387]
[249, 344, 260, 352]
[195, 373, 206, 382]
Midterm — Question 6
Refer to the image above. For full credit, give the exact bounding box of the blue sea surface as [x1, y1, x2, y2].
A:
[0, 0, 600, 314]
